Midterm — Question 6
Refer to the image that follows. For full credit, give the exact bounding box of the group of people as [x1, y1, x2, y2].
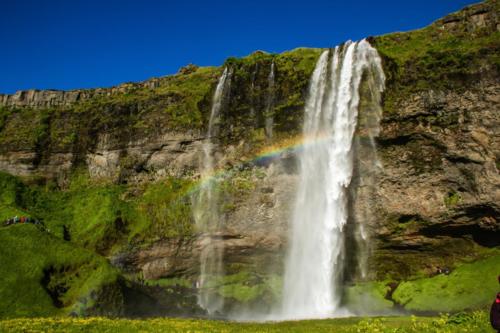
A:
[2, 216, 42, 227]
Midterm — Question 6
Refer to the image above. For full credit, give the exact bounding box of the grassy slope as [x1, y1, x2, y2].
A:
[0, 171, 195, 252]
[0, 224, 118, 318]
[0, 311, 492, 333]
[344, 282, 394, 315]
[0, 171, 195, 318]
[392, 254, 500, 312]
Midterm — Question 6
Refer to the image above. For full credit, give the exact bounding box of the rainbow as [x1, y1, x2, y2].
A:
[185, 132, 335, 197]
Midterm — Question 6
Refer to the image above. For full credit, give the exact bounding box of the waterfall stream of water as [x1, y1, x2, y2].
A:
[265, 62, 275, 139]
[280, 40, 385, 320]
[193, 67, 232, 315]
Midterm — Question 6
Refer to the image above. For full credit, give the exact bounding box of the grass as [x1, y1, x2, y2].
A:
[0, 171, 195, 254]
[190, 270, 283, 305]
[155, 65, 220, 130]
[143, 277, 192, 289]
[126, 177, 195, 242]
[0, 224, 118, 318]
[344, 282, 394, 315]
[371, 1, 499, 113]
[0, 311, 493, 333]
[392, 254, 500, 312]
[0, 172, 30, 220]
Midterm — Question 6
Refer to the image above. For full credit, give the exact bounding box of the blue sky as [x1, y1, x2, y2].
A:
[0, 0, 478, 94]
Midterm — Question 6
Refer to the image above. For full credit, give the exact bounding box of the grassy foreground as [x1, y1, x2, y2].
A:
[0, 311, 494, 333]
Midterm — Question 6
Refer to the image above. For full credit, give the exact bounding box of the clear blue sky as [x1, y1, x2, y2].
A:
[0, 0, 478, 94]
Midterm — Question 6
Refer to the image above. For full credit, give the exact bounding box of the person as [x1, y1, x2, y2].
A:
[491, 275, 500, 332]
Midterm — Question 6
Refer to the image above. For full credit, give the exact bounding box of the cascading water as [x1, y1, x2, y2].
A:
[280, 40, 384, 320]
[193, 67, 232, 315]
[265, 62, 275, 139]
[249, 63, 258, 125]
[349, 44, 385, 282]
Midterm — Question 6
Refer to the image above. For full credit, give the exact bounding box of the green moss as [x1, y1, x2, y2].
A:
[0, 224, 118, 318]
[127, 177, 194, 242]
[0, 171, 195, 253]
[0, 107, 46, 151]
[156, 66, 220, 130]
[144, 277, 191, 288]
[0, 172, 28, 219]
[392, 254, 500, 312]
[217, 47, 321, 144]
[0, 106, 14, 132]
[343, 282, 394, 314]
[16, 171, 128, 251]
[206, 272, 284, 304]
[274, 47, 322, 74]
[444, 191, 461, 207]
[219, 284, 265, 303]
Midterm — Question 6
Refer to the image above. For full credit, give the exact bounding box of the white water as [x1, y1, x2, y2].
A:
[280, 40, 385, 320]
[193, 67, 232, 315]
[265, 62, 275, 139]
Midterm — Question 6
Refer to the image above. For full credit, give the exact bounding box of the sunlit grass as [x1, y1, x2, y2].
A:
[0, 311, 492, 333]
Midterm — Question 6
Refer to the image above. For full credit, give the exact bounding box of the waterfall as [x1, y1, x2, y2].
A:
[193, 67, 232, 315]
[349, 42, 385, 282]
[280, 40, 385, 320]
[265, 62, 275, 139]
[249, 63, 258, 125]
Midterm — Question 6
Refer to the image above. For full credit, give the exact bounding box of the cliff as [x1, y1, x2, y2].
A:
[0, 0, 498, 318]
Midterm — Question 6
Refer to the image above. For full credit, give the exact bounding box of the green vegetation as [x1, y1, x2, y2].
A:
[0, 224, 118, 318]
[0, 1, 498, 320]
[127, 177, 194, 241]
[0, 46, 321, 158]
[444, 191, 461, 207]
[0, 106, 14, 132]
[344, 282, 394, 314]
[0, 171, 199, 318]
[156, 66, 220, 130]
[219, 48, 321, 144]
[0, 66, 219, 156]
[392, 254, 500, 312]
[0, 311, 492, 333]
[199, 272, 282, 304]
[372, 1, 499, 113]
[0, 172, 31, 220]
[0, 107, 45, 151]
[143, 277, 192, 289]
[0, 170, 195, 253]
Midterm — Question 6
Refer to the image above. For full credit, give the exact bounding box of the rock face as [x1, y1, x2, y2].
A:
[0, 79, 162, 108]
[371, 81, 500, 278]
[0, 0, 498, 316]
